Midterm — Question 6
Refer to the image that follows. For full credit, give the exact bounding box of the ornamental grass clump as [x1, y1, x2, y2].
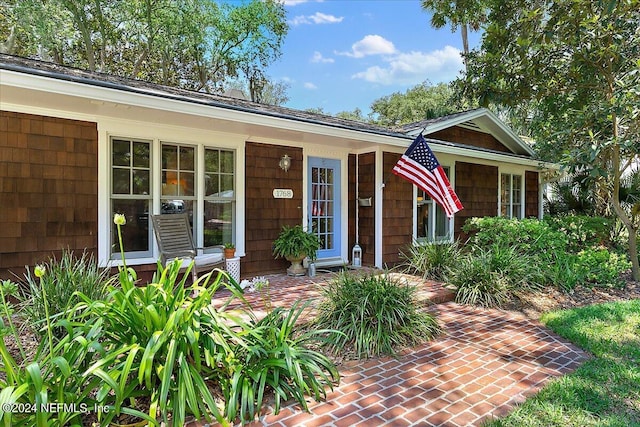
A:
[400, 240, 463, 281]
[314, 272, 441, 359]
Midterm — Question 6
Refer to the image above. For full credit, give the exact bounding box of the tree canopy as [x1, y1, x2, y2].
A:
[457, 0, 640, 279]
[0, 0, 288, 101]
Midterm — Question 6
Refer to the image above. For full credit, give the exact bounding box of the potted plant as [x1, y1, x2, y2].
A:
[223, 242, 236, 259]
[273, 225, 321, 276]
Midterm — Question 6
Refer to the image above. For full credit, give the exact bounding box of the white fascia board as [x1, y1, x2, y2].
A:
[1, 69, 402, 146]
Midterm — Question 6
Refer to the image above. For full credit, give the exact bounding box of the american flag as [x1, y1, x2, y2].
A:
[392, 134, 463, 217]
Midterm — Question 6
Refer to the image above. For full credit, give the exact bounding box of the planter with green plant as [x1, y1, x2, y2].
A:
[273, 225, 321, 276]
[223, 242, 236, 259]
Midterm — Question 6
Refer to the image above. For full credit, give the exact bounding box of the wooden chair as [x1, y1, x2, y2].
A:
[151, 213, 224, 282]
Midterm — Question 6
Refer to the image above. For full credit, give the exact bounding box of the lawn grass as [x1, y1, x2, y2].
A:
[485, 299, 640, 427]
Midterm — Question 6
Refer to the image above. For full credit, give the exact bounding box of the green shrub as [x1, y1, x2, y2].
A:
[575, 248, 631, 288]
[21, 249, 111, 338]
[463, 216, 568, 256]
[314, 272, 441, 358]
[544, 215, 613, 252]
[400, 240, 463, 281]
[446, 248, 512, 308]
[221, 303, 339, 423]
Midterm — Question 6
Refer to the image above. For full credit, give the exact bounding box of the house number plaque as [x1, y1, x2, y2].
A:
[273, 189, 293, 199]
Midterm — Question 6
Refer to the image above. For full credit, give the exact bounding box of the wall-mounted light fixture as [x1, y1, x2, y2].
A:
[279, 154, 291, 172]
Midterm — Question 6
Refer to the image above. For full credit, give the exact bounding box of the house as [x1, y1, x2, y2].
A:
[0, 54, 554, 280]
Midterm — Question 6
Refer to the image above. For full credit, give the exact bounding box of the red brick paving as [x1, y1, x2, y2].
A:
[193, 269, 590, 426]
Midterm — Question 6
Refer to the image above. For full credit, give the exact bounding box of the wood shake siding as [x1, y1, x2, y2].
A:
[430, 126, 511, 153]
[244, 142, 303, 275]
[382, 152, 413, 266]
[454, 162, 498, 238]
[357, 153, 376, 266]
[0, 111, 98, 280]
[525, 171, 539, 218]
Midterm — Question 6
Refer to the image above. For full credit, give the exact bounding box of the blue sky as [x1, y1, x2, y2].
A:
[266, 0, 482, 115]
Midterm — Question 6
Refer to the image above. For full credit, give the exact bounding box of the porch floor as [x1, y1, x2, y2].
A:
[195, 268, 589, 427]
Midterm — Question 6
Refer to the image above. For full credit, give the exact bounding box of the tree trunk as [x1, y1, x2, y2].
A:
[611, 115, 640, 281]
[461, 24, 469, 56]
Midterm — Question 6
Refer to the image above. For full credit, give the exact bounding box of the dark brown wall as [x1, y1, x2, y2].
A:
[0, 111, 98, 280]
[244, 142, 303, 275]
[525, 171, 539, 218]
[382, 152, 413, 266]
[357, 152, 376, 266]
[430, 126, 511, 153]
[454, 162, 498, 238]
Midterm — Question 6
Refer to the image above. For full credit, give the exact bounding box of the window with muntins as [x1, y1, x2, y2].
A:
[110, 137, 235, 259]
[501, 174, 523, 219]
[415, 167, 452, 242]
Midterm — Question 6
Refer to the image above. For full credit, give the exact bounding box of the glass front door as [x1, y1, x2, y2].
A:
[308, 157, 341, 259]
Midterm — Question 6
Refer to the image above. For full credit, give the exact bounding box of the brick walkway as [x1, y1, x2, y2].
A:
[199, 268, 590, 427]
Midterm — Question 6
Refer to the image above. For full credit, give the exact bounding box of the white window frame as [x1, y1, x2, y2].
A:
[108, 136, 236, 260]
[413, 166, 454, 243]
[500, 173, 524, 219]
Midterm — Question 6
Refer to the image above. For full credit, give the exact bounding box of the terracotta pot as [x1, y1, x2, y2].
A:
[224, 248, 236, 259]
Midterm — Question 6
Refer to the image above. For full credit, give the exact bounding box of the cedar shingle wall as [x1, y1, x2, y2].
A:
[357, 153, 376, 266]
[0, 111, 98, 280]
[525, 171, 539, 218]
[244, 142, 303, 275]
[382, 152, 413, 266]
[454, 162, 498, 238]
[430, 126, 511, 153]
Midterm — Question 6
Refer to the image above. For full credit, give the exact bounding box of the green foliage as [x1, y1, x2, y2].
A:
[1, 0, 288, 100]
[544, 215, 613, 253]
[446, 247, 512, 308]
[400, 240, 463, 281]
[486, 300, 640, 427]
[370, 81, 458, 127]
[73, 261, 231, 426]
[20, 249, 110, 338]
[314, 272, 441, 358]
[273, 224, 321, 262]
[219, 303, 339, 423]
[463, 216, 568, 255]
[574, 249, 631, 288]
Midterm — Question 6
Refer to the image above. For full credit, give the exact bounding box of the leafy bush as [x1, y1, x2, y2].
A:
[20, 250, 111, 338]
[463, 216, 568, 256]
[220, 303, 339, 422]
[482, 243, 545, 291]
[544, 215, 613, 252]
[446, 248, 512, 308]
[574, 248, 631, 288]
[400, 240, 463, 281]
[314, 272, 441, 358]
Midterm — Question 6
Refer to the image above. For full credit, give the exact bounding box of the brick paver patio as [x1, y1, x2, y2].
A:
[196, 268, 590, 426]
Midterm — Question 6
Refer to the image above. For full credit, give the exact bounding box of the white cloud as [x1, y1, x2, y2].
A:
[311, 51, 334, 63]
[336, 35, 397, 58]
[351, 45, 464, 85]
[290, 12, 343, 26]
[304, 82, 318, 90]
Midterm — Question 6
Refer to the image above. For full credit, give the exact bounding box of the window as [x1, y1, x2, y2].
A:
[203, 148, 235, 247]
[110, 138, 152, 257]
[110, 137, 235, 259]
[416, 167, 452, 242]
[501, 174, 523, 219]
